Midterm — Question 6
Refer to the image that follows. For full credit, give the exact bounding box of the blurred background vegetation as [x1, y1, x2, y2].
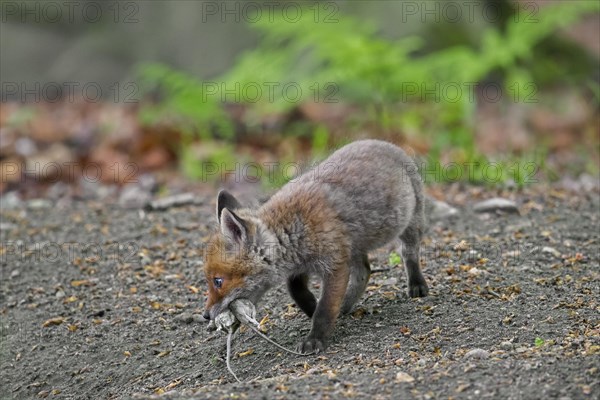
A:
[1, 0, 599, 197]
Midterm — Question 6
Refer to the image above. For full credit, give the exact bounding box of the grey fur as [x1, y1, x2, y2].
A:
[209, 140, 428, 348]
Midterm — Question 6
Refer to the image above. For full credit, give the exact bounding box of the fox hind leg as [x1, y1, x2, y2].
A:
[341, 253, 371, 314]
[399, 224, 428, 298]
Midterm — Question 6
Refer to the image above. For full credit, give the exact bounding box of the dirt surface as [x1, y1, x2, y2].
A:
[1, 185, 599, 399]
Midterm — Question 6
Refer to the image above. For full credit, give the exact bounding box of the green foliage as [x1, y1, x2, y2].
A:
[137, 2, 598, 185]
[534, 337, 545, 347]
[389, 251, 402, 267]
[6, 106, 36, 128]
[137, 63, 234, 140]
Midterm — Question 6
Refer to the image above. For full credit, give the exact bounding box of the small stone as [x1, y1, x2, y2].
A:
[515, 347, 528, 353]
[542, 246, 561, 258]
[118, 184, 152, 209]
[464, 348, 490, 360]
[55, 290, 66, 300]
[27, 199, 52, 210]
[395, 371, 415, 383]
[14, 137, 37, 156]
[381, 277, 398, 286]
[192, 314, 206, 323]
[430, 200, 459, 220]
[473, 198, 519, 214]
[468, 267, 483, 276]
[175, 312, 193, 324]
[499, 341, 514, 350]
[46, 182, 71, 200]
[10, 269, 20, 279]
[0, 222, 17, 231]
[0, 192, 21, 209]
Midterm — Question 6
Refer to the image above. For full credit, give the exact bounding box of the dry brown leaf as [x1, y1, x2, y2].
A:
[71, 280, 92, 287]
[186, 285, 200, 294]
[164, 379, 182, 391]
[238, 348, 254, 357]
[42, 317, 65, 327]
[456, 383, 471, 392]
[454, 240, 469, 251]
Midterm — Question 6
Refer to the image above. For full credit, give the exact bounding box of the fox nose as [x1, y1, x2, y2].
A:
[203, 310, 211, 320]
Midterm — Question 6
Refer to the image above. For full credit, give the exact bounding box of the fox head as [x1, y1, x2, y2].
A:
[202, 190, 278, 320]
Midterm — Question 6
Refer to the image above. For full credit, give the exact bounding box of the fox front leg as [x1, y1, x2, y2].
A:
[297, 264, 349, 353]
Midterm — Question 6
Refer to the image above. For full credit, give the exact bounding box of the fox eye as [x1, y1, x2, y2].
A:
[213, 278, 223, 289]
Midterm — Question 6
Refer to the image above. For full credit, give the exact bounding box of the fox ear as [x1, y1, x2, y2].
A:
[220, 208, 248, 245]
[216, 190, 241, 223]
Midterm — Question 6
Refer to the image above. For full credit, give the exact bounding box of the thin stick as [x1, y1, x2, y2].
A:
[226, 330, 241, 383]
[246, 325, 312, 356]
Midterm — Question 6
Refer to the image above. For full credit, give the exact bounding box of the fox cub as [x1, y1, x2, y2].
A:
[203, 140, 428, 353]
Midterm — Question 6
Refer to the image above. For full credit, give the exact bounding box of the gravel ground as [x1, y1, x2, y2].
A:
[1, 185, 599, 399]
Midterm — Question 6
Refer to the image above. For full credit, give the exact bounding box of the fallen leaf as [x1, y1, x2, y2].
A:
[186, 285, 200, 294]
[42, 317, 65, 327]
[456, 383, 471, 392]
[238, 348, 254, 357]
[454, 240, 469, 251]
[164, 379, 182, 391]
[71, 280, 93, 287]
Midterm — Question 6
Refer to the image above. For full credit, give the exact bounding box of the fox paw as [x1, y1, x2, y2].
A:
[408, 282, 429, 298]
[297, 337, 326, 354]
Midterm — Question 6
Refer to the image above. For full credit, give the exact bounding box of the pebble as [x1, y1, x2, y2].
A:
[27, 198, 52, 209]
[0, 192, 21, 209]
[0, 222, 17, 231]
[381, 277, 397, 286]
[430, 200, 459, 220]
[192, 314, 206, 323]
[499, 341, 514, 350]
[55, 290, 66, 300]
[464, 348, 490, 360]
[473, 198, 519, 214]
[395, 371, 415, 383]
[10, 269, 20, 279]
[175, 312, 193, 324]
[46, 182, 70, 200]
[118, 184, 152, 209]
[515, 347, 528, 353]
[542, 246, 561, 258]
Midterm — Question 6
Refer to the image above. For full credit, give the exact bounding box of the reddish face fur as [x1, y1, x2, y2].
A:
[203, 234, 250, 314]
